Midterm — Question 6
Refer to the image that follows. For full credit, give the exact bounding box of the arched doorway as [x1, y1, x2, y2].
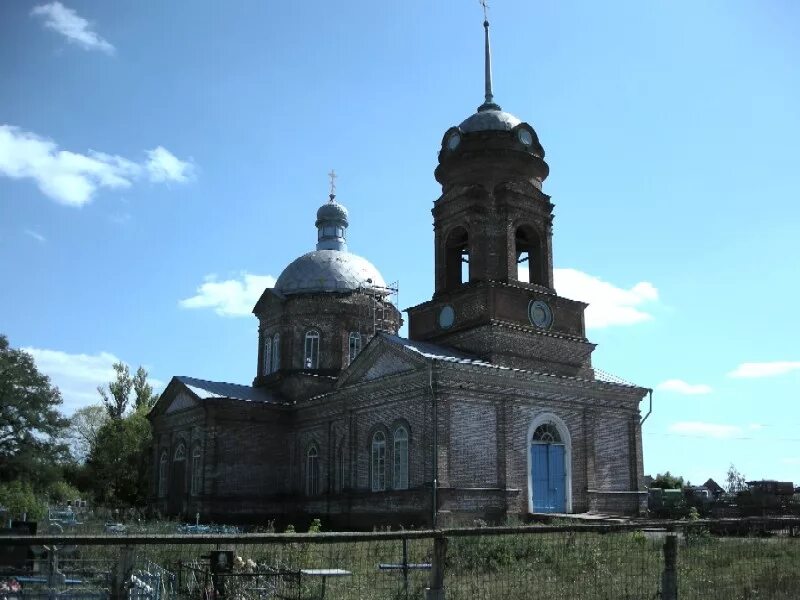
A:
[527, 414, 571, 513]
[169, 442, 187, 514]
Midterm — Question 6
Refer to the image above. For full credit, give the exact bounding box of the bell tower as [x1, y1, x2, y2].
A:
[407, 17, 595, 377]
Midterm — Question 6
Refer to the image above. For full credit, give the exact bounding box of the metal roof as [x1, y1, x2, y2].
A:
[275, 249, 388, 296]
[175, 376, 281, 403]
[459, 109, 522, 133]
[379, 333, 644, 390]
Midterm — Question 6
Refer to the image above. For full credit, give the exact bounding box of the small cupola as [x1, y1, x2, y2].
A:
[315, 171, 349, 251]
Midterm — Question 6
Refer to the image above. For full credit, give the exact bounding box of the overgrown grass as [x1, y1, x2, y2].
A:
[20, 526, 800, 599]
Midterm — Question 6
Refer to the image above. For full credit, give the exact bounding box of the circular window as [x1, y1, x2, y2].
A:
[528, 300, 553, 329]
[446, 132, 461, 151]
[438, 305, 455, 329]
[517, 128, 533, 146]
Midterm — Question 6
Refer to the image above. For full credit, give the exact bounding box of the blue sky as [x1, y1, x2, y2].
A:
[2, 0, 799, 487]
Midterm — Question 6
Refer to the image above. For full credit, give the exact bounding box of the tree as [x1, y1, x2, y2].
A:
[86, 405, 152, 505]
[98, 362, 133, 419]
[133, 366, 159, 410]
[726, 463, 747, 494]
[65, 404, 109, 461]
[86, 364, 159, 505]
[98, 363, 159, 418]
[0, 334, 68, 485]
[651, 471, 685, 490]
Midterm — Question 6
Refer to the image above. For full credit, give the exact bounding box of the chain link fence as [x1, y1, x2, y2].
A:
[1, 518, 798, 599]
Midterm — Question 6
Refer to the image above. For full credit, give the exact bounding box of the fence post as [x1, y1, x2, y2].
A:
[661, 533, 678, 600]
[112, 545, 135, 600]
[425, 533, 447, 600]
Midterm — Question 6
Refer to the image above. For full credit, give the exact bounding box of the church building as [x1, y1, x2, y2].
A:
[148, 19, 650, 526]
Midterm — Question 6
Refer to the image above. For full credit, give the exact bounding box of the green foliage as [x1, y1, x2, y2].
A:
[46, 479, 81, 504]
[133, 366, 159, 411]
[65, 403, 109, 462]
[284, 524, 295, 533]
[0, 480, 47, 520]
[726, 463, 747, 494]
[308, 518, 322, 533]
[85, 405, 152, 506]
[97, 362, 133, 419]
[0, 334, 69, 487]
[651, 471, 685, 490]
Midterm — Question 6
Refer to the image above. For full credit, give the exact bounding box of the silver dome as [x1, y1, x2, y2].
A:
[275, 250, 387, 295]
[316, 201, 349, 224]
[459, 109, 521, 133]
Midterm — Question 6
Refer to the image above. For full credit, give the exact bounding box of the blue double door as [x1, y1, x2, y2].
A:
[531, 443, 566, 513]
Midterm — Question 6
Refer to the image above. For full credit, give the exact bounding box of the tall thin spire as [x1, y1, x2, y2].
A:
[478, 0, 501, 112]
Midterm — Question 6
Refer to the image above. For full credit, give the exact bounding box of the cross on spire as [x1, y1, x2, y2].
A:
[478, 0, 500, 112]
[328, 169, 337, 201]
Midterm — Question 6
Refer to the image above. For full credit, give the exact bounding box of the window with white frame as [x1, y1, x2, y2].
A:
[393, 425, 409, 490]
[371, 431, 386, 492]
[348, 332, 361, 365]
[272, 334, 281, 373]
[263, 335, 272, 375]
[304, 330, 320, 369]
[174, 442, 186, 462]
[191, 446, 202, 495]
[306, 445, 319, 496]
[158, 451, 168, 497]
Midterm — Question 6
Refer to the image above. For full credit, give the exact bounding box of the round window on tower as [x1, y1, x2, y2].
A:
[528, 300, 553, 329]
[517, 128, 533, 147]
[438, 305, 455, 329]
[446, 131, 461, 151]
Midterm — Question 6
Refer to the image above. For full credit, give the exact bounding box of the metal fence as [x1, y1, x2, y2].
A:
[0, 517, 798, 599]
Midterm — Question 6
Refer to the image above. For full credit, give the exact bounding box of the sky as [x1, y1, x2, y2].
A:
[2, 0, 799, 488]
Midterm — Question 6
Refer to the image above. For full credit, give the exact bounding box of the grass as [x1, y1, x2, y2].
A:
[10, 522, 800, 600]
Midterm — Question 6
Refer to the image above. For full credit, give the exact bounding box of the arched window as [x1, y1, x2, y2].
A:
[174, 442, 186, 461]
[393, 426, 409, 490]
[532, 423, 562, 443]
[191, 446, 202, 495]
[515, 225, 545, 285]
[263, 335, 272, 375]
[334, 444, 345, 493]
[271, 334, 281, 373]
[371, 431, 386, 492]
[305, 445, 319, 496]
[348, 332, 361, 365]
[304, 330, 320, 369]
[445, 226, 470, 290]
[158, 451, 168, 497]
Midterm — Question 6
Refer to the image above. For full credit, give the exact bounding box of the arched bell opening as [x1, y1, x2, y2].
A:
[515, 225, 546, 286]
[445, 226, 470, 291]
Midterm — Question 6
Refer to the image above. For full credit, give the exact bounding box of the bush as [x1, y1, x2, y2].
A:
[0, 481, 47, 520]
[47, 480, 82, 505]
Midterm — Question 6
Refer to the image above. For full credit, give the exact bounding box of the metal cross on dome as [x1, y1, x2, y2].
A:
[328, 169, 337, 200]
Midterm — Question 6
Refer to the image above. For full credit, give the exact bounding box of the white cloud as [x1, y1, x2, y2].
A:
[656, 379, 712, 395]
[180, 273, 277, 317]
[24, 229, 46, 243]
[23, 347, 165, 415]
[31, 2, 114, 54]
[668, 421, 742, 439]
[550, 268, 658, 329]
[783, 458, 800, 465]
[145, 146, 195, 183]
[0, 125, 194, 206]
[23, 347, 121, 415]
[728, 361, 800, 379]
[748, 423, 766, 431]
